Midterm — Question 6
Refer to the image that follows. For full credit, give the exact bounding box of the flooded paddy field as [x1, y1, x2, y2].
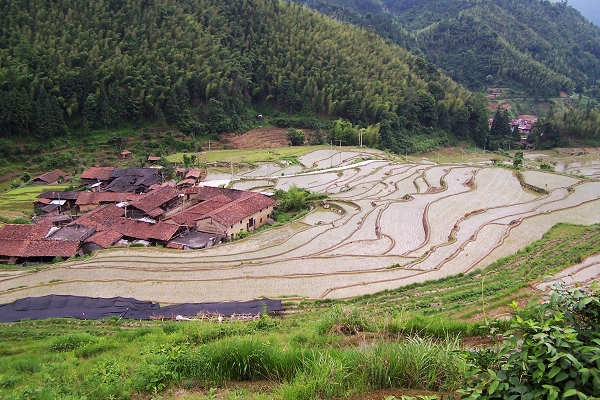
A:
[2, 147, 600, 303]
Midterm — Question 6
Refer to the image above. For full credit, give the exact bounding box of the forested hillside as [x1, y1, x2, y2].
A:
[0, 0, 490, 154]
[296, 0, 600, 98]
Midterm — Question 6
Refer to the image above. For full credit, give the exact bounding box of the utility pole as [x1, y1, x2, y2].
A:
[230, 157, 233, 178]
[338, 140, 343, 165]
[330, 140, 333, 167]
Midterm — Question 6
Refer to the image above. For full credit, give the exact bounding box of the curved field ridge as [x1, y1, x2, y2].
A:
[1, 156, 599, 304]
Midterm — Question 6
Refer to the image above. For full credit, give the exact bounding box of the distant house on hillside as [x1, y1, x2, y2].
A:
[119, 150, 132, 160]
[32, 169, 69, 185]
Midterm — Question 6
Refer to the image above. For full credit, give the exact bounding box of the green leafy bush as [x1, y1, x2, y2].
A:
[461, 285, 600, 399]
[48, 333, 96, 352]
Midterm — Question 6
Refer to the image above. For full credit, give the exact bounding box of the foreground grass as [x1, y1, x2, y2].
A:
[0, 314, 469, 400]
[1, 223, 599, 399]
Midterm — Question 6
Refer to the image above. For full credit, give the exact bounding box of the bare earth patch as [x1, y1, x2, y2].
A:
[220, 128, 290, 149]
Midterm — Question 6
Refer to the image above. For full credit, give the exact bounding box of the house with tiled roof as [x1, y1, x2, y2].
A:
[163, 187, 275, 240]
[32, 169, 69, 185]
[80, 167, 115, 186]
[82, 230, 123, 254]
[185, 168, 202, 180]
[75, 192, 142, 213]
[127, 186, 182, 220]
[104, 168, 161, 193]
[35, 191, 81, 213]
[102, 218, 180, 244]
[196, 193, 275, 239]
[0, 224, 80, 264]
[164, 195, 231, 228]
[71, 204, 127, 229]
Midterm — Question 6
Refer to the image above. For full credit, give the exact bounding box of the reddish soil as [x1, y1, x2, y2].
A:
[219, 127, 290, 150]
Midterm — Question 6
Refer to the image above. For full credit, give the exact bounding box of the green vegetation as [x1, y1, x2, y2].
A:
[0, 0, 489, 157]
[1, 223, 599, 399]
[297, 0, 600, 98]
[461, 286, 600, 399]
[0, 184, 67, 218]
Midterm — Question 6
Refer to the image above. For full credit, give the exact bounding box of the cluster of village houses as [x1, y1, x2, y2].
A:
[0, 166, 276, 265]
[487, 117, 537, 136]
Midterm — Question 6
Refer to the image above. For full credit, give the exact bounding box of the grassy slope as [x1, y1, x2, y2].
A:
[0, 223, 599, 399]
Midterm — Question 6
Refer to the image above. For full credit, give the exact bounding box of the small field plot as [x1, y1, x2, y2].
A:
[325, 237, 395, 256]
[379, 202, 426, 255]
[521, 170, 580, 191]
[439, 223, 511, 275]
[301, 208, 343, 225]
[298, 149, 337, 168]
[275, 172, 339, 190]
[238, 163, 282, 177]
[0, 184, 67, 214]
[231, 179, 274, 191]
[423, 166, 448, 190]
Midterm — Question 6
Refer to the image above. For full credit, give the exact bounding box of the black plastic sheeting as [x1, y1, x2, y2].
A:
[0, 295, 284, 322]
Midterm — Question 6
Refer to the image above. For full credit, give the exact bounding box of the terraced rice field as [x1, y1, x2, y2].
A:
[1, 149, 600, 304]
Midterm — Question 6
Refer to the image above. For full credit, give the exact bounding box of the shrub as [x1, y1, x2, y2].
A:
[460, 285, 600, 399]
[49, 333, 96, 352]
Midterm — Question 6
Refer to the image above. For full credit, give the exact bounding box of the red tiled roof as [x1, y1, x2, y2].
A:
[80, 167, 115, 181]
[148, 222, 179, 241]
[34, 198, 52, 205]
[147, 208, 165, 218]
[147, 156, 161, 161]
[72, 204, 126, 228]
[0, 238, 79, 258]
[103, 217, 156, 239]
[166, 196, 231, 226]
[84, 230, 123, 248]
[0, 239, 29, 257]
[34, 169, 68, 183]
[120, 150, 132, 155]
[204, 193, 275, 227]
[166, 242, 184, 249]
[185, 168, 202, 179]
[25, 240, 80, 257]
[129, 186, 181, 214]
[0, 224, 52, 240]
[76, 192, 141, 205]
[176, 178, 196, 187]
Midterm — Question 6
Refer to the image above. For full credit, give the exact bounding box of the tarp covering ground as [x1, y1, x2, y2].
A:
[0, 294, 284, 322]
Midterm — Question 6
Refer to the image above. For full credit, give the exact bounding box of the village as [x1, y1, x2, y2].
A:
[0, 163, 276, 265]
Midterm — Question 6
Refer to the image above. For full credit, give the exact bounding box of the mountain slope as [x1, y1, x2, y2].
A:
[296, 0, 600, 96]
[0, 0, 488, 153]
